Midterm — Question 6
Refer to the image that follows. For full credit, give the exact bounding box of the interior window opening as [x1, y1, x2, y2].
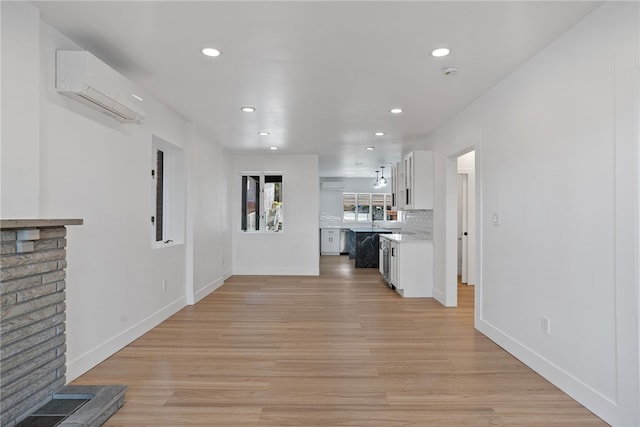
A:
[242, 174, 283, 232]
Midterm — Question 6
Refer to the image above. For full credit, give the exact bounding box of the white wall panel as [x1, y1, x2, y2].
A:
[0, 7, 232, 381]
[232, 154, 319, 275]
[424, 3, 639, 425]
[1, 2, 41, 217]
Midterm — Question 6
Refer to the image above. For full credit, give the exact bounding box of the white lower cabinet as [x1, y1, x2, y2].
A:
[390, 240, 433, 298]
[320, 228, 340, 255]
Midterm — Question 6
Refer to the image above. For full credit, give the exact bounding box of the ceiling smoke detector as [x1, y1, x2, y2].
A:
[442, 66, 459, 77]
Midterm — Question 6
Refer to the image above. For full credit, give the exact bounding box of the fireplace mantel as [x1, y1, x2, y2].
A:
[1, 219, 83, 229]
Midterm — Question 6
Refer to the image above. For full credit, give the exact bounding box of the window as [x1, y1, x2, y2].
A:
[242, 175, 260, 231]
[241, 174, 283, 232]
[152, 136, 185, 246]
[343, 193, 356, 222]
[263, 175, 283, 231]
[343, 192, 392, 222]
[357, 193, 371, 221]
[155, 149, 165, 242]
[372, 193, 385, 221]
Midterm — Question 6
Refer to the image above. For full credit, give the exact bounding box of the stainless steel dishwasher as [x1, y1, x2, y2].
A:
[339, 229, 350, 255]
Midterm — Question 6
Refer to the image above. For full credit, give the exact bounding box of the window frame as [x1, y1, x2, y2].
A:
[241, 172, 283, 233]
[151, 136, 185, 248]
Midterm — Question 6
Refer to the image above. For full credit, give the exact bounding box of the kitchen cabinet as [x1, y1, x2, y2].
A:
[391, 162, 405, 210]
[403, 151, 434, 210]
[382, 235, 433, 298]
[320, 228, 340, 255]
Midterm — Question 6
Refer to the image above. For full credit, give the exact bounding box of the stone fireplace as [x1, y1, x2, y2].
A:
[1, 219, 126, 427]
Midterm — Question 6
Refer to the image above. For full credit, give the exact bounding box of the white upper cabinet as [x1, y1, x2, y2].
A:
[403, 150, 434, 210]
[391, 162, 405, 211]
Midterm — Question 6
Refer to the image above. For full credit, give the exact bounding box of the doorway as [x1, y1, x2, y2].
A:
[457, 151, 476, 288]
[443, 147, 480, 308]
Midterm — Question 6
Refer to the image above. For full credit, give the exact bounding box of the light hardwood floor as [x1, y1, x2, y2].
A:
[73, 256, 608, 426]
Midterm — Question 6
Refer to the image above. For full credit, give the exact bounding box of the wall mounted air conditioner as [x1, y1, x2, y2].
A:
[56, 50, 146, 124]
[321, 181, 345, 191]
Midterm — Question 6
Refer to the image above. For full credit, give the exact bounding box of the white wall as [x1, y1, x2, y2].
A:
[186, 125, 231, 304]
[424, 3, 639, 425]
[1, 2, 40, 217]
[1, 2, 230, 381]
[232, 154, 319, 275]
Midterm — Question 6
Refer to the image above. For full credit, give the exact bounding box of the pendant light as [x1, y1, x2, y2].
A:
[378, 166, 388, 187]
[372, 171, 381, 189]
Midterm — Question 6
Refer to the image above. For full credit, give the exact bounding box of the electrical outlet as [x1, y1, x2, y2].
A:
[162, 279, 167, 291]
[542, 316, 551, 335]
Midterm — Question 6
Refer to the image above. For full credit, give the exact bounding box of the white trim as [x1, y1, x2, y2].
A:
[66, 296, 186, 382]
[476, 318, 618, 422]
[432, 287, 445, 304]
[184, 124, 196, 305]
[190, 277, 225, 305]
[610, 53, 640, 425]
[232, 267, 319, 276]
[151, 135, 185, 247]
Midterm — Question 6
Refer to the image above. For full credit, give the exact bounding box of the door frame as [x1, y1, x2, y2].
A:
[444, 147, 481, 311]
[457, 173, 469, 283]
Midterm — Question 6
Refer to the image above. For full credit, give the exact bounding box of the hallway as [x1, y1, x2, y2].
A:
[72, 256, 607, 426]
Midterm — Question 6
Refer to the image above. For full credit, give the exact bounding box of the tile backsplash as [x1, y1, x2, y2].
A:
[319, 211, 343, 227]
[402, 210, 433, 239]
[319, 209, 433, 239]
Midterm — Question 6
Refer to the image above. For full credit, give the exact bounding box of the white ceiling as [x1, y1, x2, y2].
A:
[33, 1, 601, 178]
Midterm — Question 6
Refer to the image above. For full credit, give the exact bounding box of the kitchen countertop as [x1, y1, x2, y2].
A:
[348, 228, 394, 233]
[380, 233, 432, 243]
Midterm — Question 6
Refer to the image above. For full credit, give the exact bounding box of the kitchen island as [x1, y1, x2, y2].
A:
[348, 228, 392, 268]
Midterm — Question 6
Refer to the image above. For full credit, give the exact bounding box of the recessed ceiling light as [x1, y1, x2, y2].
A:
[241, 106, 256, 112]
[431, 47, 450, 57]
[390, 108, 403, 114]
[258, 131, 270, 136]
[374, 132, 385, 136]
[269, 146, 278, 150]
[131, 93, 143, 101]
[365, 146, 375, 151]
[202, 48, 221, 57]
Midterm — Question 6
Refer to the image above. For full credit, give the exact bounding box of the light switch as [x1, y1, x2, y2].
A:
[492, 213, 500, 226]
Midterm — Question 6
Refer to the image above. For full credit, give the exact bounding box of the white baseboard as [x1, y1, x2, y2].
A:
[432, 287, 445, 305]
[66, 296, 185, 382]
[191, 276, 225, 304]
[476, 318, 617, 425]
[232, 267, 319, 276]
